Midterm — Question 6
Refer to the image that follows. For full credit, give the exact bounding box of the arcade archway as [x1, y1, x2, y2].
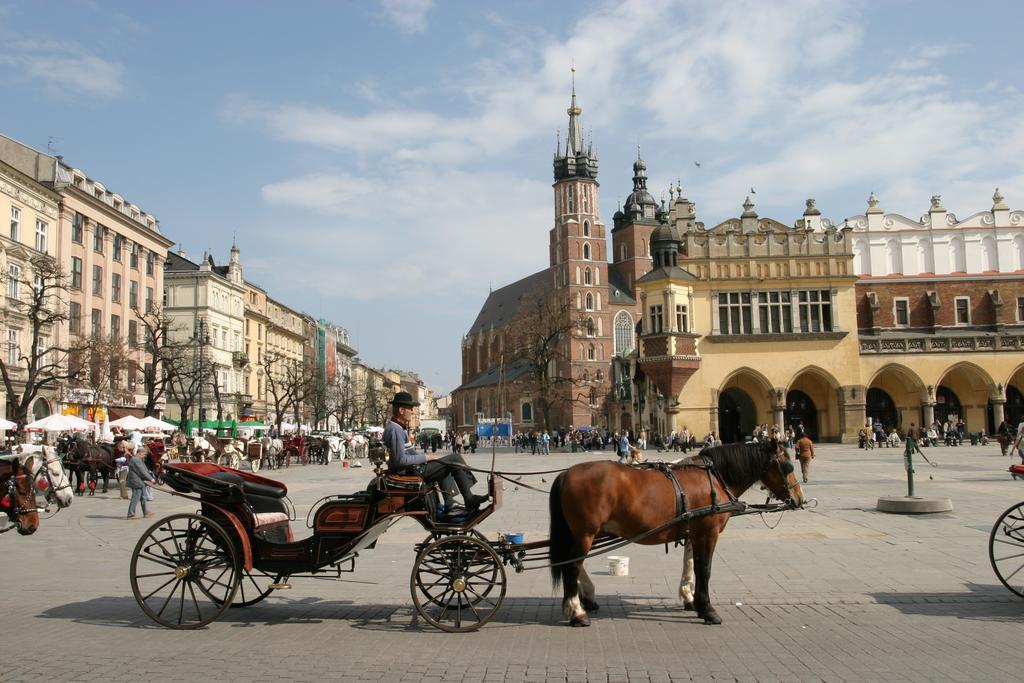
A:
[786, 367, 840, 441]
[936, 362, 994, 432]
[717, 368, 772, 443]
[866, 364, 926, 432]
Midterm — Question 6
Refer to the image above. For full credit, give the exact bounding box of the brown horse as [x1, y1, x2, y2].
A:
[0, 455, 41, 535]
[549, 440, 804, 627]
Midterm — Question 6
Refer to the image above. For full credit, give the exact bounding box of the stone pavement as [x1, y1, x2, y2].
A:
[4, 441, 1024, 682]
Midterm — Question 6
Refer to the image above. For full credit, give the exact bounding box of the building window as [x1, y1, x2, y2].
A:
[70, 257, 83, 289]
[7, 264, 20, 299]
[130, 243, 140, 269]
[756, 291, 793, 334]
[93, 265, 104, 297]
[129, 281, 138, 309]
[10, 205, 20, 241]
[1017, 297, 1024, 323]
[583, 220, 590, 237]
[586, 318, 595, 337]
[649, 304, 664, 334]
[613, 311, 634, 356]
[798, 290, 833, 333]
[676, 304, 688, 333]
[113, 234, 123, 261]
[35, 219, 47, 253]
[584, 267, 591, 285]
[93, 225, 104, 253]
[72, 212, 85, 243]
[111, 273, 121, 302]
[128, 319, 137, 347]
[69, 302, 81, 334]
[91, 309, 102, 336]
[955, 296, 970, 325]
[583, 242, 592, 260]
[6, 329, 18, 365]
[145, 287, 154, 313]
[589, 387, 597, 406]
[146, 250, 155, 275]
[894, 298, 910, 327]
[718, 292, 752, 334]
[587, 344, 596, 361]
[521, 402, 533, 423]
[585, 292, 594, 310]
[110, 314, 120, 339]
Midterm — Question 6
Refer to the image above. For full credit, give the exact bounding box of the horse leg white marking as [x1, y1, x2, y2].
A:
[563, 593, 587, 622]
[678, 542, 695, 606]
[579, 566, 595, 601]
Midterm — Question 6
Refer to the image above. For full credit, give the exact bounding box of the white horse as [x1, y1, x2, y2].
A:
[15, 444, 74, 510]
[217, 439, 243, 469]
[190, 435, 212, 462]
[260, 436, 284, 469]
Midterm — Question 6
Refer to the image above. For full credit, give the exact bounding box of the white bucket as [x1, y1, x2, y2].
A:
[608, 556, 629, 577]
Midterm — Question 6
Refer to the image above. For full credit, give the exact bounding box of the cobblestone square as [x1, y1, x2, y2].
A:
[5, 443, 1024, 682]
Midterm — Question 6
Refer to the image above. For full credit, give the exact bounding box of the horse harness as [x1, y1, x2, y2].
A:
[0, 460, 37, 533]
[643, 456, 744, 549]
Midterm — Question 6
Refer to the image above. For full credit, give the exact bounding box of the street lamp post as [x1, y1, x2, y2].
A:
[194, 319, 208, 435]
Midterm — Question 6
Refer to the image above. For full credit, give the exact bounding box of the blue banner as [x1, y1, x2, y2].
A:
[477, 422, 511, 438]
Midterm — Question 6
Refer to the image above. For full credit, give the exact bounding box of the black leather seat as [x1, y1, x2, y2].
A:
[210, 471, 287, 499]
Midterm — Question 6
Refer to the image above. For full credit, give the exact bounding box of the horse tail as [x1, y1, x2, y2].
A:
[548, 471, 573, 590]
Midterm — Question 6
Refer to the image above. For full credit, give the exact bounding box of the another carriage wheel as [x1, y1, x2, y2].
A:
[989, 502, 1024, 599]
[410, 535, 506, 632]
[415, 532, 500, 608]
[130, 513, 240, 629]
[250, 456, 261, 473]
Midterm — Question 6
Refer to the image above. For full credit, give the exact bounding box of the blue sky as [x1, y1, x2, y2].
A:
[2, 0, 1023, 394]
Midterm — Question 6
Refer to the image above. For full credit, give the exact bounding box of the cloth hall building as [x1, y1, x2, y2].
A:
[453, 89, 1024, 443]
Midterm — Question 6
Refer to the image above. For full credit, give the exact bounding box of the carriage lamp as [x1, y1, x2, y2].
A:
[36, 478, 48, 489]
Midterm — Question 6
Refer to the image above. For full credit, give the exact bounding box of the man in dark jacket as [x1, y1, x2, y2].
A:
[383, 392, 487, 513]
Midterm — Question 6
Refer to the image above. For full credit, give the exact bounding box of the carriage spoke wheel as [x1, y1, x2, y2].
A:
[250, 456, 261, 473]
[217, 568, 283, 608]
[411, 535, 505, 632]
[989, 502, 1024, 598]
[130, 513, 240, 629]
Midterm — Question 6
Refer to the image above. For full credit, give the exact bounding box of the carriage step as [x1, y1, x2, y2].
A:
[270, 582, 292, 590]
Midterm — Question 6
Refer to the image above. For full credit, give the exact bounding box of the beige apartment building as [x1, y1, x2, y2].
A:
[264, 296, 306, 426]
[0, 146, 63, 422]
[243, 281, 269, 421]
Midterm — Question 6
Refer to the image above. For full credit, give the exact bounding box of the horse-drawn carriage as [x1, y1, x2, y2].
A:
[130, 439, 806, 631]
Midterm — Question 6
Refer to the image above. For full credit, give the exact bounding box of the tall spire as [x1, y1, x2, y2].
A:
[566, 64, 583, 156]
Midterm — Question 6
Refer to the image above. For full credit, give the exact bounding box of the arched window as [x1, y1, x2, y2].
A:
[589, 388, 597, 406]
[1015, 235, 1024, 270]
[886, 239, 902, 275]
[582, 370, 589, 382]
[462, 395, 469, 424]
[583, 220, 590, 237]
[594, 269, 600, 286]
[917, 239, 934, 274]
[585, 292, 594, 310]
[584, 267, 592, 285]
[586, 318, 595, 336]
[583, 242, 591, 260]
[521, 402, 533, 422]
[474, 392, 483, 414]
[588, 344, 596, 361]
[614, 311, 634, 356]
[620, 244, 627, 261]
[855, 239, 870, 275]
[575, 266, 581, 285]
[983, 235, 998, 271]
[950, 236, 966, 272]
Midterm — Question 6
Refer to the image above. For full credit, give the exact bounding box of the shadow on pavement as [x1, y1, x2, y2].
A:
[868, 584, 1024, 621]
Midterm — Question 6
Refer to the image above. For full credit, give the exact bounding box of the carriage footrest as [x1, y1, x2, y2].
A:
[270, 582, 292, 590]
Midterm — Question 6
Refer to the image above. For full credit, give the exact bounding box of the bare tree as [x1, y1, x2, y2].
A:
[364, 381, 392, 428]
[78, 333, 133, 410]
[325, 375, 358, 430]
[262, 349, 305, 433]
[164, 343, 203, 428]
[134, 304, 192, 417]
[505, 286, 588, 431]
[0, 255, 86, 432]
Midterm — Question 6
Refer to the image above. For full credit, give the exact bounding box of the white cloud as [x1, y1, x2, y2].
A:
[379, 0, 434, 34]
[0, 46, 126, 99]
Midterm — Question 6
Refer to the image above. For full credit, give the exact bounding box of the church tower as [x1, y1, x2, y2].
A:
[548, 71, 610, 428]
[611, 152, 659, 296]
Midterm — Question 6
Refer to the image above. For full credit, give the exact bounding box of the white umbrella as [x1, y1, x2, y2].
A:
[138, 416, 177, 432]
[0, 418, 17, 431]
[109, 415, 145, 430]
[25, 413, 99, 432]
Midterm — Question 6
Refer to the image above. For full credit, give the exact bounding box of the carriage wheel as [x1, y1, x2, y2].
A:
[410, 535, 506, 632]
[414, 532, 500, 608]
[989, 501, 1024, 598]
[211, 567, 282, 608]
[130, 513, 240, 629]
[250, 456, 261, 473]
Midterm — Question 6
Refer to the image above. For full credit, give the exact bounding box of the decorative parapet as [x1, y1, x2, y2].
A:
[859, 334, 1021, 354]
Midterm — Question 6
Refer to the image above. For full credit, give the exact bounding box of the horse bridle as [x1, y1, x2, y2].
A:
[33, 455, 73, 507]
[1, 471, 40, 533]
[766, 444, 801, 507]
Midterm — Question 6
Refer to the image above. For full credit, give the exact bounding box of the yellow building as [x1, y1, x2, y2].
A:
[243, 281, 269, 421]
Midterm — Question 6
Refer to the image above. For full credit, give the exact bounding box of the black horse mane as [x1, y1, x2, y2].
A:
[693, 441, 774, 490]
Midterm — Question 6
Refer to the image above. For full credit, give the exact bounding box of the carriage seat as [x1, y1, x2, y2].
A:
[210, 471, 287, 499]
[383, 472, 425, 491]
[252, 511, 290, 527]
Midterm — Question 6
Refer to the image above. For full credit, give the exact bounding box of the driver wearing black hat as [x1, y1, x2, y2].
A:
[383, 391, 488, 513]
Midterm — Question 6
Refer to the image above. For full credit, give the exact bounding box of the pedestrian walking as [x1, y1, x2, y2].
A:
[126, 447, 157, 520]
[795, 432, 815, 483]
